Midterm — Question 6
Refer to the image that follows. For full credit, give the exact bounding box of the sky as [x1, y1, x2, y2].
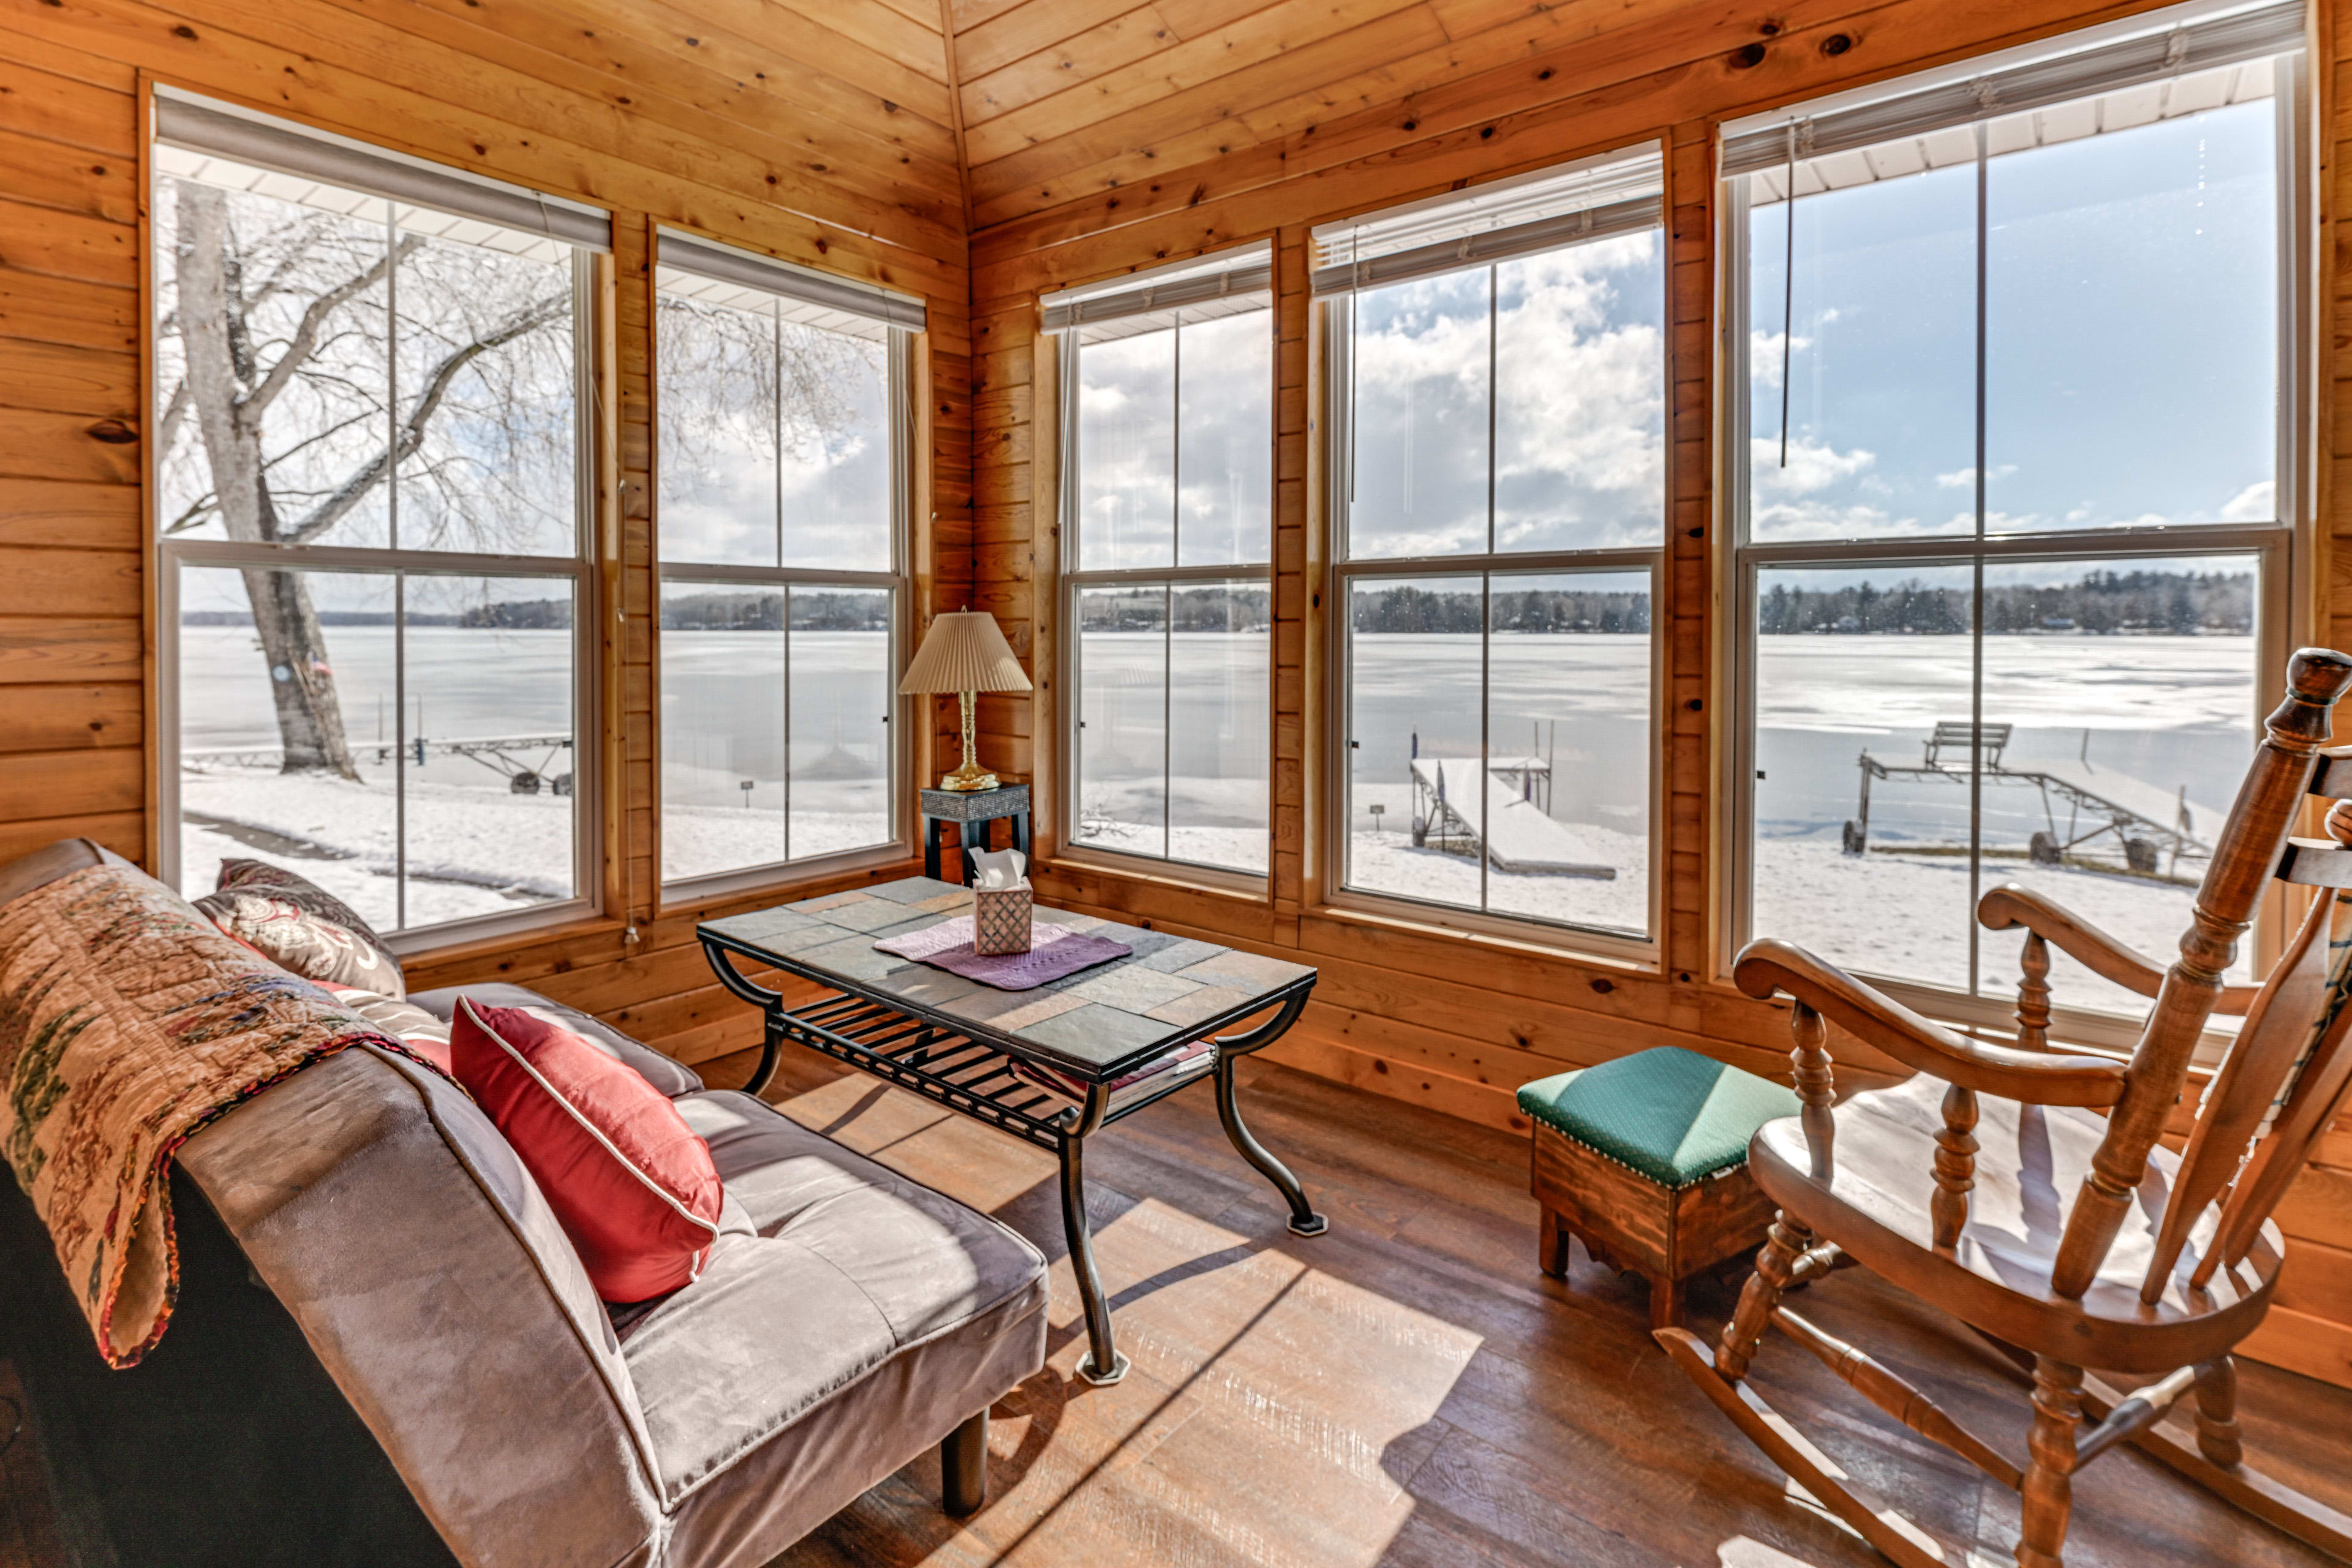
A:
[1076, 306, 1274, 571]
[1346, 232, 1667, 559]
[1748, 96, 2278, 545]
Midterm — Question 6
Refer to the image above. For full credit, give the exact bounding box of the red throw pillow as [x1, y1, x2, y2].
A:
[451, 999, 723, 1303]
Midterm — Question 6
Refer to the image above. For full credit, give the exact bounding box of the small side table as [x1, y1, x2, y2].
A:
[919, 784, 1031, 883]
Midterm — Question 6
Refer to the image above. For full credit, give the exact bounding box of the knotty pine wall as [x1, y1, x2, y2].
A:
[1, 0, 2348, 1389]
[967, 0, 2352, 1385]
[0, 0, 970, 1060]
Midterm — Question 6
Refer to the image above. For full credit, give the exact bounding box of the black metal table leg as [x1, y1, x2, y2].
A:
[1057, 1128, 1129, 1385]
[1011, 809, 1031, 862]
[1208, 992, 1327, 1237]
[701, 938, 790, 1096]
[1212, 1052, 1327, 1236]
[924, 816, 944, 881]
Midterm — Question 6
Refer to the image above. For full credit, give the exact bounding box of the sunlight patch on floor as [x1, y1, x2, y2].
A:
[765, 1073, 1058, 1213]
[984, 1198, 1482, 1567]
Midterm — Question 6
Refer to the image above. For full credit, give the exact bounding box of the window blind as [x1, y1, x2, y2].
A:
[153, 89, 612, 252]
[1039, 241, 1274, 335]
[1310, 143, 1664, 296]
[1720, 0, 2303, 182]
[657, 229, 927, 334]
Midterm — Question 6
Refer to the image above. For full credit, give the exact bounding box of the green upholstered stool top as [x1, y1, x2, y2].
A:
[1517, 1046, 1801, 1190]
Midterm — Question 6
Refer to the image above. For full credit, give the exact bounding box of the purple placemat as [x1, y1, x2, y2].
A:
[872, 915, 1131, 991]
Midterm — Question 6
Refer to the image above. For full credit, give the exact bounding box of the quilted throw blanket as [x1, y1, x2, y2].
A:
[0, 864, 404, 1367]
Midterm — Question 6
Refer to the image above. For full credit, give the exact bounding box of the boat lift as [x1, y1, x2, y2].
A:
[1845, 720, 2210, 875]
[183, 734, 576, 795]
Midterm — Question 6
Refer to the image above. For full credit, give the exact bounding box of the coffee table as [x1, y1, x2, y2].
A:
[698, 876, 1326, 1385]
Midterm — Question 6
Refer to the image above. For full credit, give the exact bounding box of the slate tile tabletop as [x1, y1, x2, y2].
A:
[701, 876, 1316, 1080]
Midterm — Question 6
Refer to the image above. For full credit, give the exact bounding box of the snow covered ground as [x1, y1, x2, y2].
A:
[179, 765, 892, 932]
[1749, 833, 2230, 1017]
[179, 768, 564, 930]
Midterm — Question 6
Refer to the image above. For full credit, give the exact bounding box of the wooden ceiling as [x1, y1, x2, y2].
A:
[669, 0, 1768, 250]
[942, 0, 1706, 233]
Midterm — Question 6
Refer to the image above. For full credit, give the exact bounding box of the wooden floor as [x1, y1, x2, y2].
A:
[697, 1046, 2352, 1568]
[2, 1050, 2347, 1567]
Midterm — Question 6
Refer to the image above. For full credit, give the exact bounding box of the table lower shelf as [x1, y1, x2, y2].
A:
[701, 932, 1327, 1387]
[770, 989, 1224, 1153]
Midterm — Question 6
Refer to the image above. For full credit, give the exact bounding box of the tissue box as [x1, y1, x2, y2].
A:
[973, 884, 1032, 955]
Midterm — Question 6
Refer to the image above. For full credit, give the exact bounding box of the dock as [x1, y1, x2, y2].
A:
[1409, 757, 1618, 878]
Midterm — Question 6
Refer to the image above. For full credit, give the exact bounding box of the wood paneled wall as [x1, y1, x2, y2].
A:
[1, 0, 2347, 1391]
[967, 0, 2352, 1387]
[0, 0, 971, 1069]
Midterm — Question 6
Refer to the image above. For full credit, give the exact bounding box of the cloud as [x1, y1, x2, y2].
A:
[1933, 464, 2016, 489]
[1752, 436, 1875, 496]
[1747, 328, 1812, 390]
[1348, 233, 1668, 554]
[2220, 480, 2275, 522]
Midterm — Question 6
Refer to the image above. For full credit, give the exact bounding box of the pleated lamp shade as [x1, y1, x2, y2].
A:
[899, 611, 1032, 696]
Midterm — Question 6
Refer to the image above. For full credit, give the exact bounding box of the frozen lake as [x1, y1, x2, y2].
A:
[178, 620, 2260, 1013]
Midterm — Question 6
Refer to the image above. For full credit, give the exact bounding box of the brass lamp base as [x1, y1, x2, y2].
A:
[938, 764, 1000, 793]
[938, 688, 999, 792]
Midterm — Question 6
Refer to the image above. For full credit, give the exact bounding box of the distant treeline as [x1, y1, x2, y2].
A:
[1079, 588, 1274, 633]
[1351, 585, 1651, 635]
[661, 590, 890, 631]
[183, 598, 574, 629]
[1758, 571, 2253, 636]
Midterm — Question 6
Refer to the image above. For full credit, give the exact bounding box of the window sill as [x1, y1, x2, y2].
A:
[1041, 844, 1273, 905]
[657, 841, 920, 916]
[385, 897, 603, 965]
[1308, 893, 1657, 973]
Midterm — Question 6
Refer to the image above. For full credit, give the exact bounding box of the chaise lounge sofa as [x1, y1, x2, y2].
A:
[0, 839, 1049, 1567]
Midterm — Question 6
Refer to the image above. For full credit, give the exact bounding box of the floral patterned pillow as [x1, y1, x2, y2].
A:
[321, 982, 452, 1076]
[194, 860, 407, 1000]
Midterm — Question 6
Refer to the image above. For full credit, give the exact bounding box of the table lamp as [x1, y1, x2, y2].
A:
[899, 609, 1032, 792]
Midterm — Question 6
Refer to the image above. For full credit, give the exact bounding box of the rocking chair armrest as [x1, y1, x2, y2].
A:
[1733, 940, 2130, 1107]
[1977, 884, 2259, 1016]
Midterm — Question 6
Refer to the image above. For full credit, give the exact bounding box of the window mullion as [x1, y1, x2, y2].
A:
[1967, 119, 1988, 1000]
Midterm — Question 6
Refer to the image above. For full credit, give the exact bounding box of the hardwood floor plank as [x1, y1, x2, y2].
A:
[715, 1043, 2352, 1568]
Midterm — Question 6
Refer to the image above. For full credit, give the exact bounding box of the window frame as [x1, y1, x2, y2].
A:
[1716, 35, 2313, 1052]
[1316, 154, 1674, 964]
[1054, 291, 1280, 893]
[150, 134, 606, 955]
[649, 253, 918, 903]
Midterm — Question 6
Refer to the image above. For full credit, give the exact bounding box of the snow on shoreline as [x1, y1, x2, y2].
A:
[182, 760, 2215, 1030]
[178, 766, 892, 931]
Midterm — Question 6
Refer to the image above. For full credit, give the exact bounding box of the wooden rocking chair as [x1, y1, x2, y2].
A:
[1659, 648, 2352, 1567]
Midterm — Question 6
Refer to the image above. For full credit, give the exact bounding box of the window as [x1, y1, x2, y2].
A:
[1047, 244, 1275, 876]
[654, 230, 919, 888]
[154, 91, 603, 938]
[1319, 146, 1668, 943]
[1725, 1, 2303, 1024]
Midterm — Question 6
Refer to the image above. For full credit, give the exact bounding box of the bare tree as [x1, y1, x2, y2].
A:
[162, 171, 877, 784]
[161, 179, 570, 776]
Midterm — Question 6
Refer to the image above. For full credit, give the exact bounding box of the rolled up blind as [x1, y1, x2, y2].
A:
[1720, 0, 2304, 181]
[1039, 241, 1273, 334]
[658, 228, 927, 334]
[153, 88, 611, 252]
[1311, 143, 1664, 296]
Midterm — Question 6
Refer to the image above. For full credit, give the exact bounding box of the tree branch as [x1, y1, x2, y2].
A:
[156, 377, 190, 467]
[282, 292, 566, 546]
[244, 234, 419, 420]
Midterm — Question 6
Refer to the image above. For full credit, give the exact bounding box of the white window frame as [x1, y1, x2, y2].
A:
[1717, 2, 2313, 1052]
[150, 90, 608, 952]
[1050, 243, 1279, 891]
[650, 228, 921, 901]
[1317, 143, 1673, 962]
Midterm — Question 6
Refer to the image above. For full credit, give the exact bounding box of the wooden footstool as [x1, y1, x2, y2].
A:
[1519, 1046, 1799, 1330]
